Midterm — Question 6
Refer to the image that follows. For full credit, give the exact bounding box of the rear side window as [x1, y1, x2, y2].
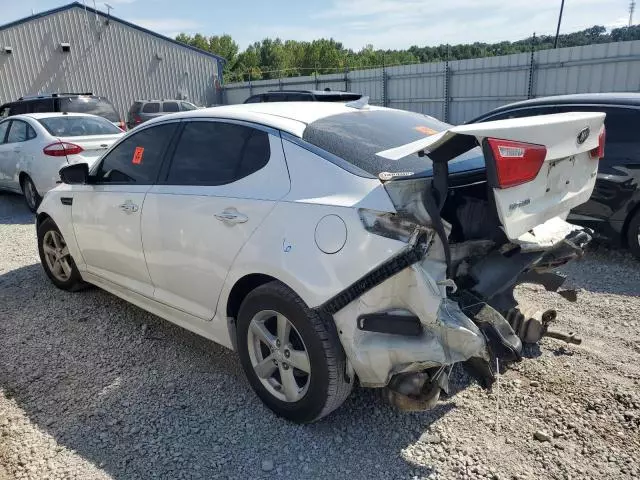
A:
[244, 95, 262, 104]
[0, 106, 9, 118]
[38, 116, 121, 137]
[59, 96, 120, 122]
[166, 121, 270, 186]
[303, 109, 451, 176]
[142, 102, 160, 113]
[29, 99, 55, 113]
[163, 102, 179, 112]
[128, 102, 143, 115]
[9, 102, 27, 115]
[180, 102, 197, 111]
[95, 123, 177, 184]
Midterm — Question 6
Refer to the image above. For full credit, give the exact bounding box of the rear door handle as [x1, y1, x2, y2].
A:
[215, 208, 248, 224]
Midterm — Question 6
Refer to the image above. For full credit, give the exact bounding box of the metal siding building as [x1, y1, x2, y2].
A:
[0, 2, 224, 118]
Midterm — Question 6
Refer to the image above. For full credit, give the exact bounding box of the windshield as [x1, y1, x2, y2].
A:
[58, 96, 120, 122]
[303, 109, 458, 176]
[38, 116, 122, 137]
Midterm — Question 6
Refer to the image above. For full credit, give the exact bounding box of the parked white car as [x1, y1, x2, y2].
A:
[0, 112, 124, 211]
[35, 101, 605, 423]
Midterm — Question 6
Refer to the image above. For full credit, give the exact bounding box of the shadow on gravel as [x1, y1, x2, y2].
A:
[0, 263, 464, 480]
[559, 246, 640, 297]
[0, 192, 33, 225]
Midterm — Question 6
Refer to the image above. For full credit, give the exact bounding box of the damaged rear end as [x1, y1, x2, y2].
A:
[317, 110, 606, 411]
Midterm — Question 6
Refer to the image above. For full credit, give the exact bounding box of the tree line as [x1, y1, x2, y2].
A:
[175, 25, 640, 83]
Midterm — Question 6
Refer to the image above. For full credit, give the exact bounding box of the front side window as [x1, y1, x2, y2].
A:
[166, 121, 270, 186]
[302, 109, 451, 176]
[38, 116, 121, 137]
[163, 102, 179, 112]
[6, 120, 29, 143]
[94, 123, 177, 184]
[142, 102, 160, 113]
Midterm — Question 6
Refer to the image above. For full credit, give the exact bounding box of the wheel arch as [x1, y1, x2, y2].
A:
[224, 273, 281, 350]
[621, 199, 640, 247]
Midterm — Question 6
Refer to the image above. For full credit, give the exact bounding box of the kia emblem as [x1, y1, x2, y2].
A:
[577, 127, 590, 145]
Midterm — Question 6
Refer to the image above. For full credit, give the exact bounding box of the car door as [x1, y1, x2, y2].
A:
[3, 119, 39, 191]
[71, 122, 179, 296]
[141, 119, 290, 321]
[0, 120, 12, 188]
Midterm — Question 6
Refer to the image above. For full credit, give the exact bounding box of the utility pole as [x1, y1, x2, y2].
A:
[630, 1, 636, 26]
[554, 0, 565, 49]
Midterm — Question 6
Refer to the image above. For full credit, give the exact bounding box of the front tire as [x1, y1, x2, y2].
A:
[236, 281, 352, 423]
[627, 210, 640, 260]
[37, 218, 86, 291]
[21, 175, 41, 213]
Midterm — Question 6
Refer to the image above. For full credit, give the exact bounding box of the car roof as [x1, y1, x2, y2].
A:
[484, 92, 640, 114]
[8, 112, 108, 120]
[144, 102, 386, 137]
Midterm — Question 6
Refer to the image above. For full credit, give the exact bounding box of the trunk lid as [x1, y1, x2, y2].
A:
[58, 134, 122, 168]
[378, 112, 606, 240]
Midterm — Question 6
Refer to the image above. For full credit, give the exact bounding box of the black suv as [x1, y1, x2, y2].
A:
[243, 89, 362, 104]
[469, 93, 640, 259]
[0, 93, 124, 130]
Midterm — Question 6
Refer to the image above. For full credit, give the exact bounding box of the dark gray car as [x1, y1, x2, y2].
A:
[127, 100, 198, 129]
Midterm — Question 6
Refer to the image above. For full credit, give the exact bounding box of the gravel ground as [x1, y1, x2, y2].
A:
[1, 191, 639, 480]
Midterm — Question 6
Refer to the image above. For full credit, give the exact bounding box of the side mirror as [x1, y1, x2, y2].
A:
[59, 163, 89, 185]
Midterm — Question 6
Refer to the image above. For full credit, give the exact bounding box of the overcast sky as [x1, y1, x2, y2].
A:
[2, 0, 632, 50]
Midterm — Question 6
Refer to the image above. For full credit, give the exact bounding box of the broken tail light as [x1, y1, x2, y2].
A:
[43, 142, 84, 157]
[590, 127, 605, 159]
[485, 138, 547, 189]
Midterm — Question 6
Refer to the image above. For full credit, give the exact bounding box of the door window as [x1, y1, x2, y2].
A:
[180, 102, 197, 111]
[29, 99, 55, 113]
[94, 123, 177, 184]
[0, 121, 9, 143]
[166, 121, 270, 186]
[142, 102, 160, 113]
[9, 102, 27, 115]
[6, 120, 30, 143]
[162, 102, 179, 112]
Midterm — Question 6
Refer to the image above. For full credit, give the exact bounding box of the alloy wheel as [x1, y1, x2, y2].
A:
[247, 309, 311, 403]
[42, 230, 72, 282]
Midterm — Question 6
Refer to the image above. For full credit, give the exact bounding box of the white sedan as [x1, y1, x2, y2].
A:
[35, 101, 605, 422]
[0, 112, 124, 211]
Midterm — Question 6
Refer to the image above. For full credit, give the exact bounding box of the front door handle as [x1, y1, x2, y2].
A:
[118, 200, 139, 214]
[215, 208, 248, 224]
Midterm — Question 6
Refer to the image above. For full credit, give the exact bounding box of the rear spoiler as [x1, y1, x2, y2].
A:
[376, 112, 605, 162]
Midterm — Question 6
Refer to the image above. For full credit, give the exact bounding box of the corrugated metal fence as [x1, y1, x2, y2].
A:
[224, 40, 640, 124]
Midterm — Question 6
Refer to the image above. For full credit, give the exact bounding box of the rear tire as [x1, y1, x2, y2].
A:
[37, 218, 86, 291]
[21, 175, 41, 213]
[236, 281, 352, 423]
[627, 210, 640, 260]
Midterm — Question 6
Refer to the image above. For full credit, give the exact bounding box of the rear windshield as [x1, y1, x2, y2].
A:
[303, 109, 453, 176]
[58, 96, 120, 122]
[128, 102, 143, 115]
[38, 116, 122, 137]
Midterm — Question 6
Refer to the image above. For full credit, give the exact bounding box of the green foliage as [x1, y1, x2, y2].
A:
[175, 25, 640, 83]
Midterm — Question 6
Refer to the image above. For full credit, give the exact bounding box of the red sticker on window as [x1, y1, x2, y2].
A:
[132, 146, 144, 165]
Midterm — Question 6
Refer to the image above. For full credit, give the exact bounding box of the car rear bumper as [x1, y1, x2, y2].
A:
[331, 218, 592, 389]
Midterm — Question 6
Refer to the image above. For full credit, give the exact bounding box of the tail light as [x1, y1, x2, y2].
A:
[485, 138, 547, 189]
[133, 114, 142, 125]
[590, 127, 605, 159]
[43, 142, 84, 157]
[118, 120, 127, 132]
